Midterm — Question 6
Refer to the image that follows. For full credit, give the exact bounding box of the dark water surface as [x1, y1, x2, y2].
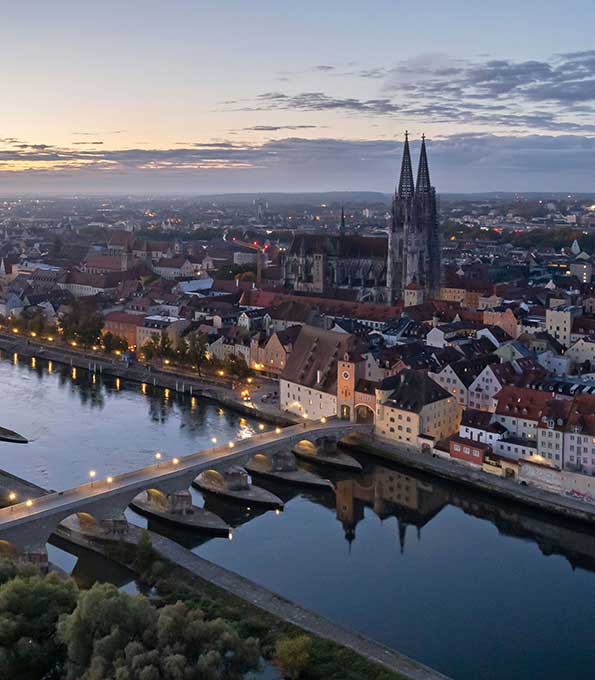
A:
[2, 354, 595, 680]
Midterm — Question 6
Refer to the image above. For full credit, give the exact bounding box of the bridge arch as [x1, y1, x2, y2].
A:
[198, 469, 226, 490]
[355, 403, 374, 423]
[294, 439, 317, 455]
[145, 488, 168, 508]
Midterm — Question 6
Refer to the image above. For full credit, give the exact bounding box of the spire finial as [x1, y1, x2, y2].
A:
[416, 134, 431, 192]
[397, 132, 414, 198]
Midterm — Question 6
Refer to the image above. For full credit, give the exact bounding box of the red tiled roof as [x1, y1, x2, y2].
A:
[104, 311, 146, 326]
[494, 385, 553, 421]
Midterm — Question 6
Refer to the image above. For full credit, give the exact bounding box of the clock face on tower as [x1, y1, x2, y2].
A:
[342, 370, 350, 381]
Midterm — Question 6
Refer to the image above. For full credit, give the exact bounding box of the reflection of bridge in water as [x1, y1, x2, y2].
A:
[0, 419, 369, 564]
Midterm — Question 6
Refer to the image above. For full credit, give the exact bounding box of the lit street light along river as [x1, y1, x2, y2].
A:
[2, 353, 595, 680]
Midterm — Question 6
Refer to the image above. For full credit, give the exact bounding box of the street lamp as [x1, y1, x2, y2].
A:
[25, 499, 33, 512]
[172, 457, 179, 465]
[8, 492, 16, 512]
[211, 437, 217, 444]
[258, 423, 265, 431]
[228, 441, 235, 448]
[155, 452, 162, 467]
[275, 427, 282, 435]
[89, 470, 96, 487]
[106, 476, 113, 484]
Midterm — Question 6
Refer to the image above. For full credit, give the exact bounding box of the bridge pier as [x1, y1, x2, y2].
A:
[317, 436, 339, 454]
[24, 547, 49, 572]
[99, 515, 129, 536]
[166, 489, 193, 515]
[0, 422, 370, 566]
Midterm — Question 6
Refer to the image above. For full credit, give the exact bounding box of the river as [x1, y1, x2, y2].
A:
[1, 353, 595, 680]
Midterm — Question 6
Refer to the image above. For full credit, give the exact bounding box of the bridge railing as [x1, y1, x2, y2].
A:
[0, 418, 368, 521]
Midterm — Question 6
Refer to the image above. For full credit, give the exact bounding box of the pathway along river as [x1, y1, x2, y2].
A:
[2, 352, 595, 680]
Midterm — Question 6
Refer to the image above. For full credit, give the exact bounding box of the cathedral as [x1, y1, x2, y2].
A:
[282, 134, 440, 303]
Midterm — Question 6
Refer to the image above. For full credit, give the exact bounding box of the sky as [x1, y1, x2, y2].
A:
[1, 0, 595, 194]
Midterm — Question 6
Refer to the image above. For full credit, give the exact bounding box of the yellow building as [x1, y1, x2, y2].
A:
[375, 369, 461, 449]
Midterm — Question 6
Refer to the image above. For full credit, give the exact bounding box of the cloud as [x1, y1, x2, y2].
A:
[1, 134, 594, 193]
[247, 91, 399, 115]
[240, 124, 320, 132]
[287, 51, 595, 132]
[383, 51, 595, 129]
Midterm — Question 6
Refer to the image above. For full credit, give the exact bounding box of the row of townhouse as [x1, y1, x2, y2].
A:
[103, 311, 190, 350]
[450, 384, 595, 481]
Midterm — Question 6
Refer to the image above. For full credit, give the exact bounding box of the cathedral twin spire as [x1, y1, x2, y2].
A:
[387, 132, 440, 303]
[397, 131, 430, 198]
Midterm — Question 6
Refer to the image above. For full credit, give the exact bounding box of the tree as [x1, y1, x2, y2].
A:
[158, 330, 173, 359]
[275, 635, 312, 679]
[0, 571, 78, 680]
[61, 300, 104, 346]
[57, 582, 156, 680]
[134, 529, 157, 573]
[224, 354, 252, 380]
[187, 333, 209, 376]
[58, 583, 260, 680]
[142, 333, 161, 361]
[103, 332, 128, 354]
[0, 559, 39, 586]
[102, 331, 115, 354]
[143, 331, 173, 361]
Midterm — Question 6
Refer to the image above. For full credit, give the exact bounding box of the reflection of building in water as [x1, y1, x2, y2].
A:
[336, 465, 448, 550]
[449, 490, 595, 573]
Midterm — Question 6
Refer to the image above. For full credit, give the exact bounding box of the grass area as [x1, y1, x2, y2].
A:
[105, 536, 409, 680]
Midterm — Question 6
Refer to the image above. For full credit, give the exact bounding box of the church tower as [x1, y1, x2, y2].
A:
[386, 132, 413, 303]
[414, 135, 441, 297]
[387, 132, 441, 302]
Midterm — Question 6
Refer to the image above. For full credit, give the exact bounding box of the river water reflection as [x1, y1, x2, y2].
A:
[2, 354, 595, 679]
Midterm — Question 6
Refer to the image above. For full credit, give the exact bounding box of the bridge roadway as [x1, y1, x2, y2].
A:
[0, 419, 369, 558]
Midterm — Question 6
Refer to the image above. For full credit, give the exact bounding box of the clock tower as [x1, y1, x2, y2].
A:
[337, 354, 356, 421]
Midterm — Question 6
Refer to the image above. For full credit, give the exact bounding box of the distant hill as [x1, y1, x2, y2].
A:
[190, 190, 595, 205]
[191, 191, 391, 206]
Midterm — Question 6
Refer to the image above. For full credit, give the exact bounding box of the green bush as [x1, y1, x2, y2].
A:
[275, 635, 312, 679]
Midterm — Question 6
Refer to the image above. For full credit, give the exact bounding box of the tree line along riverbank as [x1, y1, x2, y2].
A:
[0, 331, 296, 427]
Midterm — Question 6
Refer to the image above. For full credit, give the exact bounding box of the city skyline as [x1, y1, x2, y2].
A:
[2, 0, 595, 193]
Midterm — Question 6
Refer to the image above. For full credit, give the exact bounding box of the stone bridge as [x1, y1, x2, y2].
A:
[0, 419, 369, 562]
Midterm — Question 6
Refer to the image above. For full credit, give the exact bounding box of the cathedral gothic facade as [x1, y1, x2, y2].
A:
[282, 134, 441, 303]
